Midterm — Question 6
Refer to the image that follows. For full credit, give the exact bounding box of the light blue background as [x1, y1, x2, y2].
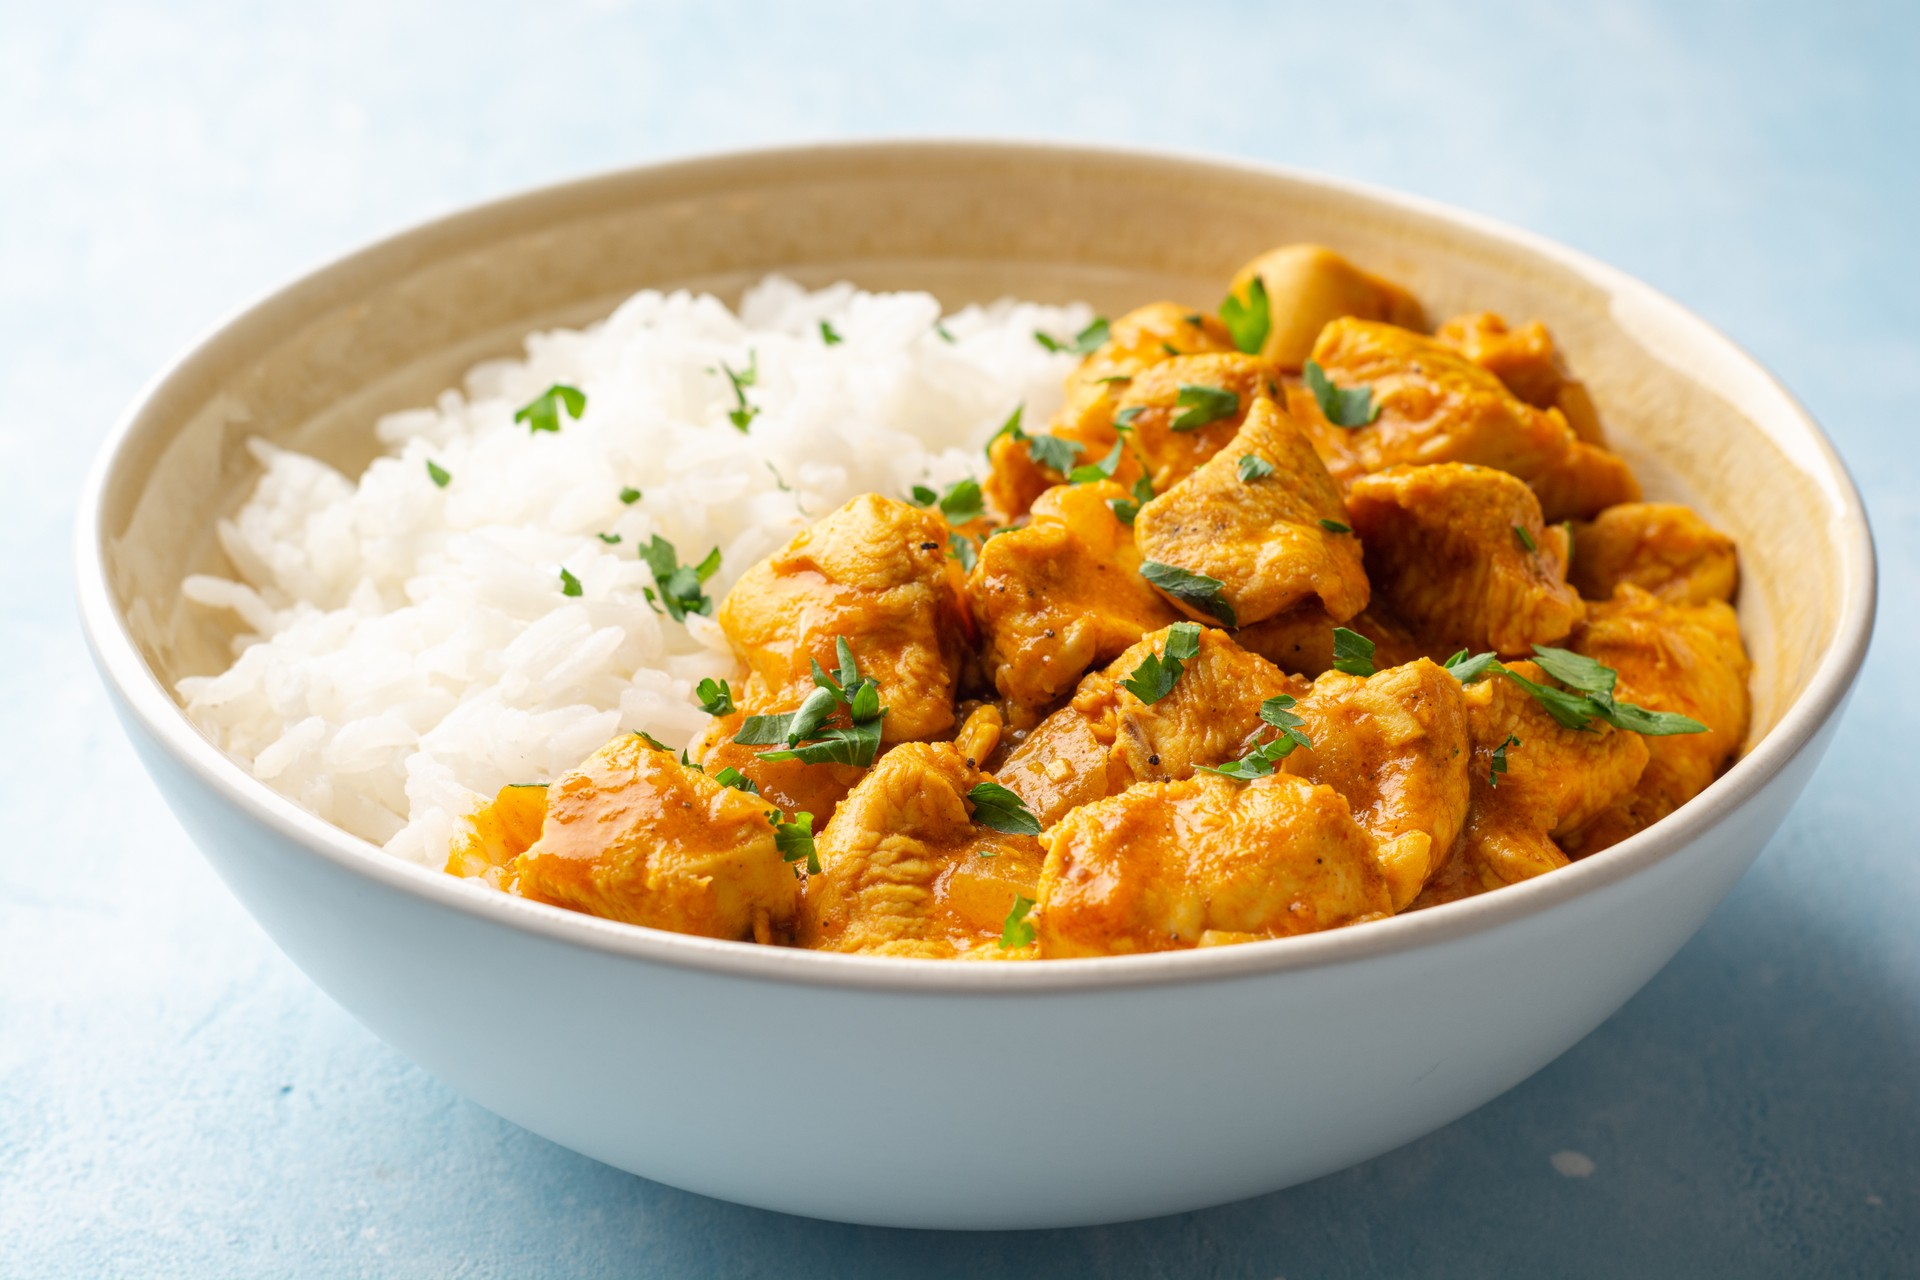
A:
[5, 2, 1915, 1275]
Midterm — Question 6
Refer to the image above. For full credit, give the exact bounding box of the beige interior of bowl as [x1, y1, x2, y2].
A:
[100, 143, 1855, 752]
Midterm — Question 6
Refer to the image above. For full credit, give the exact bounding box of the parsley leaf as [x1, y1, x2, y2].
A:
[1139, 561, 1236, 626]
[1513, 524, 1537, 552]
[759, 721, 883, 766]
[1259, 694, 1314, 751]
[999, 894, 1037, 949]
[1489, 734, 1519, 788]
[638, 535, 720, 623]
[949, 533, 979, 573]
[1498, 665, 1597, 730]
[1303, 360, 1380, 428]
[736, 637, 889, 767]
[819, 320, 843, 345]
[1238, 454, 1275, 483]
[909, 484, 938, 507]
[619, 486, 642, 505]
[597, 532, 622, 544]
[1196, 697, 1312, 780]
[1443, 650, 1501, 683]
[966, 782, 1042, 835]
[986, 405, 1025, 455]
[696, 677, 735, 717]
[1170, 384, 1239, 431]
[712, 766, 759, 795]
[1113, 405, 1144, 429]
[1318, 518, 1351, 533]
[514, 383, 586, 434]
[1068, 441, 1126, 485]
[1219, 276, 1272, 354]
[1331, 627, 1376, 677]
[1109, 475, 1154, 526]
[732, 713, 795, 746]
[1121, 621, 1204, 704]
[720, 351, 759, 432]
[937, 478, 985, 525]
[1035, 317, 1110, 356]
[426, 459, 451, 488]
[633, 729, 671, 752]
[1451, 646, 1706, 737]
[1528, 645, 1616, 696]
[558, 568, 583, 597]
[935, 320, 957, 343]
[771, 810, 820, 874]
[1027, 434, 1083, 473]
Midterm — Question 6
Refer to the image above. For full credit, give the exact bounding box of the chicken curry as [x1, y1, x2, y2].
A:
[446, 244, 1751, 960]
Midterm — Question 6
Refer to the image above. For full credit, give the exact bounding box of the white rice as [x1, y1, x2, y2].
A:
[178, 277, 1087, 866]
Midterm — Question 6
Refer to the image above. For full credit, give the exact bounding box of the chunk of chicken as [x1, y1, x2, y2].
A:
[510, 735, 801, 939]
[718, 493, 968, 742]
[1036, 772, 1394, 957]
[1135, 396, 1369, 627]
[1569, 502, 1739, 605]
[1295, 318, 1640, 521]
[445, 783, 548, 889]
[997, 625, 1306, 826]
[1225, 244, 1427, 371]
[988, 303, 1235, 520]
[1414, 663, 1650, 905]
[1561, 586, 1751, 854]
[1105, 353, 1283, 494]
[1435, 311, 1604, 443]
[800, 743, 1044, 959]
[1347, 463, 1583, 656]
[1236, 602, 1427, 677]
[969, 480, 1183, 708]
[689, 709, 867, 827]
[1283, 659, 1471, 908]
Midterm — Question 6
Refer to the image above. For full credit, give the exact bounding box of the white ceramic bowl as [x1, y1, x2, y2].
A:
[76, 142, 1874, 1229]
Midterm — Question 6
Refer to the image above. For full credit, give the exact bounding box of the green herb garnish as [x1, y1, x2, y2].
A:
[1113, 405, 1144, 429]
[986, 405, 1025, 455]
[1197, 694, 1314, 779]
[934, 320, 957, 344]
[966, 782, 1042, 835]
[999, 895, 1037, 949]
[1303, 361, 1380, 428]
[949, 533, 979, 573]
[737, 637, 888, 767]
[1489, 734, 1519, 788]
[1513, 524, 1537, 552]
[771, 810, 820, 874]
[619, 486, 642, 504]
[1027, 434, 1084, 473]
[696, 677, 735, 717]
[720, 351, 759, 432]
[514, 383, 586, 434]
[1139, 561, 1236, 626]
[1442, 649, 1501, 683]
[1219, 276, 1271, 354]
[1069, 441, 1127, 485]
[1445, 645, 1708, 736]
[597, 532, 622, 544]
[909, 484, 938, 507]
[1035, 317, 1110, 356]
[1120, 621, 1203, 704]
[1170, 384, 1238, 432]
[819, 320, 843, 346]
[713, 766, 759, 795]
[1331, 627, 1376, 677]
[1318, 518, 1351, 534]
[639, 536, 721, 623]
[426, 459, 451, 488]
[938, 478, 985, 525]
[558, 568, 583, 597]
[1109, 475, 1154, 525]
[1237, 454, 1276, 483]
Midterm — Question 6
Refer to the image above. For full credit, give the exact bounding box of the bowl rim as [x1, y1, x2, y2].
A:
[75, 137, 1877, 996]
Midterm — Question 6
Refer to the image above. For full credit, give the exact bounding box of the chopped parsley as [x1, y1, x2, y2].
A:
[1094, 374, 1133, 385]
[1121, 621, 1204, 704]
[1160, 341, 1180, 357]
[1035, 317, 1110, 356]
[949, 533, 979, 573]
[633, 729, 672, 752]
[620, 486, 642, 504]
[597, 532, 622, 544]
[937, 478, 985, 525]
[1170, 384, 1239, 431]
[1303, 360, 1380, 428]
[1488, 734, 1519, 788]
[558, 567, 583, 597]
[712, 766, 759, 795]
[1237, 454, 1276, 483]
[1513, 524, 1537, 552]
[1443, 645, 1708, 736]
[771, 810, 820, 874]
[1219, 276, 1272, 354]
[426, 459, 451, 488]
[1140, 561, 1235, 626]
[695, 677, 735, 717]
[909, 484, 939, 507]
[1318, 518, 1352, 534]
[1331, 627, 1376, 677]
[999, 894, 1037, 949]
[514, 383, 586, 434]
[639, 536, 721, 622]
[1113, 405, 1145, 429]
[720, 351, 759, 432]
[819, 320, 843, 345]
[1108, 475, 1155, 525]
[1197, 694, 1314, 780]
[1027, 434, 1084, 473]
[966, 782, 1042, 835]
[986, 405, 1025, 454]
[734, 637, 888, 767]
[934, 320, 957, 344]
[1068, 441, 1126, 485]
